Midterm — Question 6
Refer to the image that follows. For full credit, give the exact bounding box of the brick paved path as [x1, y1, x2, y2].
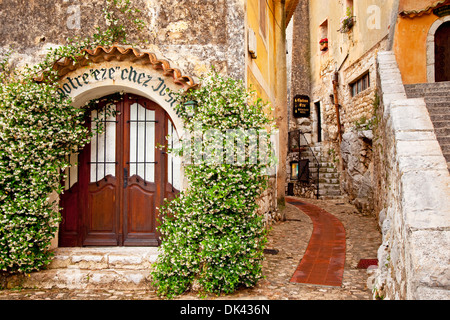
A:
[287, 197, 346, 287]
[0, 197, 381, 300]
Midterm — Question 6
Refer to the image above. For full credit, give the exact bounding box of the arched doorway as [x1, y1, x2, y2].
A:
[59, 93, 180, 247]
[435, 21, 450, 82]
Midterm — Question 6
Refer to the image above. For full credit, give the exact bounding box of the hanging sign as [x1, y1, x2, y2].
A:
[293, 95, 310, 118]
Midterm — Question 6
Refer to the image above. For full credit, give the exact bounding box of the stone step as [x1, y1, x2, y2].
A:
[319, 178, 340, 184]
[296, 144, 342, 197]
[437, 137, 450, 145]
[6, 247, 159, 290]
[406, 89, 450, 97]
[431, 121, 450, 129]
[404, 81, 450, 92]
[404, 83, 450, 104]
[427, 105, 450, 112]
[430, 114, 450, 121]
[12, 268, 154, 290]
[423, 97, 450, 103]
[435, 127, 450, 136]
[48, 247, 158, 270]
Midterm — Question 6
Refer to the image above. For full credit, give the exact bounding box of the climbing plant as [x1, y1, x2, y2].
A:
[0, 0, 143, 275]
[151, 70, 276, 298]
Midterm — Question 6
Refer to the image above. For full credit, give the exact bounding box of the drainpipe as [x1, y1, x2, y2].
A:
[274, 0, 288, 206]
[332, 71, 342, 143]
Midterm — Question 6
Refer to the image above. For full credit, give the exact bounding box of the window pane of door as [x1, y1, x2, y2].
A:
[90, 105, 116, 183]
[129, 103, 155, 182]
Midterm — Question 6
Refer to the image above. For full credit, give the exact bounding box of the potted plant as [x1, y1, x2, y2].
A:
[339, 7, 355, 33]
[319, 38, 328, 51]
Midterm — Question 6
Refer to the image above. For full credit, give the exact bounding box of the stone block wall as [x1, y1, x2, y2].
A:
[0, 0, 246, 80]
[0, 0, 279, 228]
[372, 51, 450, 300]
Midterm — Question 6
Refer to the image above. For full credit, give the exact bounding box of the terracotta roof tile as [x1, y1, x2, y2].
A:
[36, 45, 198, 90]
[399, 0, 449, 17]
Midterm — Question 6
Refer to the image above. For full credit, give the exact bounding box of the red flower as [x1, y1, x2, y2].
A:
[319, 38, 328, 44]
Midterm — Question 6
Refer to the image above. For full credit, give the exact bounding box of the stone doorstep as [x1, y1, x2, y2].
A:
[6, 247, 160, 290]
[49, 247, 160, 270]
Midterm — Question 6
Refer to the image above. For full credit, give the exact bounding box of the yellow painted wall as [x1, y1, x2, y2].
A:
[246, 0, 278, 108]
[394, 13, 440, 84]
[309, 0, 393, 84]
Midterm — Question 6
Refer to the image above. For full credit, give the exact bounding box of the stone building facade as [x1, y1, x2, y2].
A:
[287, 0, 395, 212]
[289, 0, 450, 299]
[0, 0, 300, 250]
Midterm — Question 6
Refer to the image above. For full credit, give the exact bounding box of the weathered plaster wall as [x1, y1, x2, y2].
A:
[289, 0, 311, 131]
[0, 0, 246, 80]
[299, 0, 395, 209]
[393, 12, 441, 84]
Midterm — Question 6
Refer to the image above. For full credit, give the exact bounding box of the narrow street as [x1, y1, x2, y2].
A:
[0, 197, 381, 300]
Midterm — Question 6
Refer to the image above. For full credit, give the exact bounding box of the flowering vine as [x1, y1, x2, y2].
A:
[0, 0, 143, 275]
[151, 70, 276, 298]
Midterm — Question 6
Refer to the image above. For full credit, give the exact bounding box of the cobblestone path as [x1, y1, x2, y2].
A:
[0, 197, 381, 300]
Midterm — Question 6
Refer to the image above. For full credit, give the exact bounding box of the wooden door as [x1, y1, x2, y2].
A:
[122, 96, 164, 246]
[59, 94, 178, 247]
[435, 22, 450, 82]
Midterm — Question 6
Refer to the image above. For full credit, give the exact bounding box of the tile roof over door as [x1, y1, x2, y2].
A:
[399, 0, 449, 16]
[35, 45, 198, 91]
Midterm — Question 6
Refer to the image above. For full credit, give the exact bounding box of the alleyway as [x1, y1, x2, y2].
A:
[0, 197, 381, 300]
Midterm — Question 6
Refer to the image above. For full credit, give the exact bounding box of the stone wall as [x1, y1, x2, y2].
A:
[307, 38, 388, 211]
[0, 0, 279, 229]
[337, 41, 386, 213]
[0, 0, 246, 80]
[372, 51, 450, 300]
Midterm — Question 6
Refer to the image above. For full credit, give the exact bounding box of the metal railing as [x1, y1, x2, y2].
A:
[288, 129, 320, 199]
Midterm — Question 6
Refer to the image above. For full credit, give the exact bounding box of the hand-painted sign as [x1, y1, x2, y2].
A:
[293, 95, 310, 118]
[433, 5, 450, 17]
[58, 66, 177, 106]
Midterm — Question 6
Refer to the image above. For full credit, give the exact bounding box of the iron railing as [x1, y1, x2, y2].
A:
[288, 129, 320, 199]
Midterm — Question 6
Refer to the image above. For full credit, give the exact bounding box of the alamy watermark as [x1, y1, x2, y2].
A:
[174, 122, 279, 176]
[65, 0, 81, 30]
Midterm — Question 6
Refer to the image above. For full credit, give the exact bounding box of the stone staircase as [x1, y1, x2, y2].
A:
[404, 81, 450, 169]
[309, 146, 342, 199]
[292, 145, 342, 199]
[6, 247, 159, 290]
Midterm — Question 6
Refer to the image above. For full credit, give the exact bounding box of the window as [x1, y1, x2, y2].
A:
[350, 72, 370, 97]
[319, 19, 329, 52]
[259, 0, 267, 39]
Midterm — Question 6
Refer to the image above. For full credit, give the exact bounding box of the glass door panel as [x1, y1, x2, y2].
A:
[129, 102, 155, 183]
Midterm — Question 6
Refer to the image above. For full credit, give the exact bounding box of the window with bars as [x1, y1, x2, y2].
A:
[90, 105, 117, 183]
[350, 72, 370, 97]
[128, 102, 156, 183]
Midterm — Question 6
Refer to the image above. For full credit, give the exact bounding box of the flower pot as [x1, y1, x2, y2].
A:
[320, 42, 328, 52]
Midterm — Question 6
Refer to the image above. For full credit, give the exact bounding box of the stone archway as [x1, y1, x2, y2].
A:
[52, 46, 196, 247]
[50, 45, 197, 137]
[426, 16, 450, 82]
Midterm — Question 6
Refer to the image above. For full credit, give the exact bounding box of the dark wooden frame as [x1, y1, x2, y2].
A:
[59, 94, 179, 247]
